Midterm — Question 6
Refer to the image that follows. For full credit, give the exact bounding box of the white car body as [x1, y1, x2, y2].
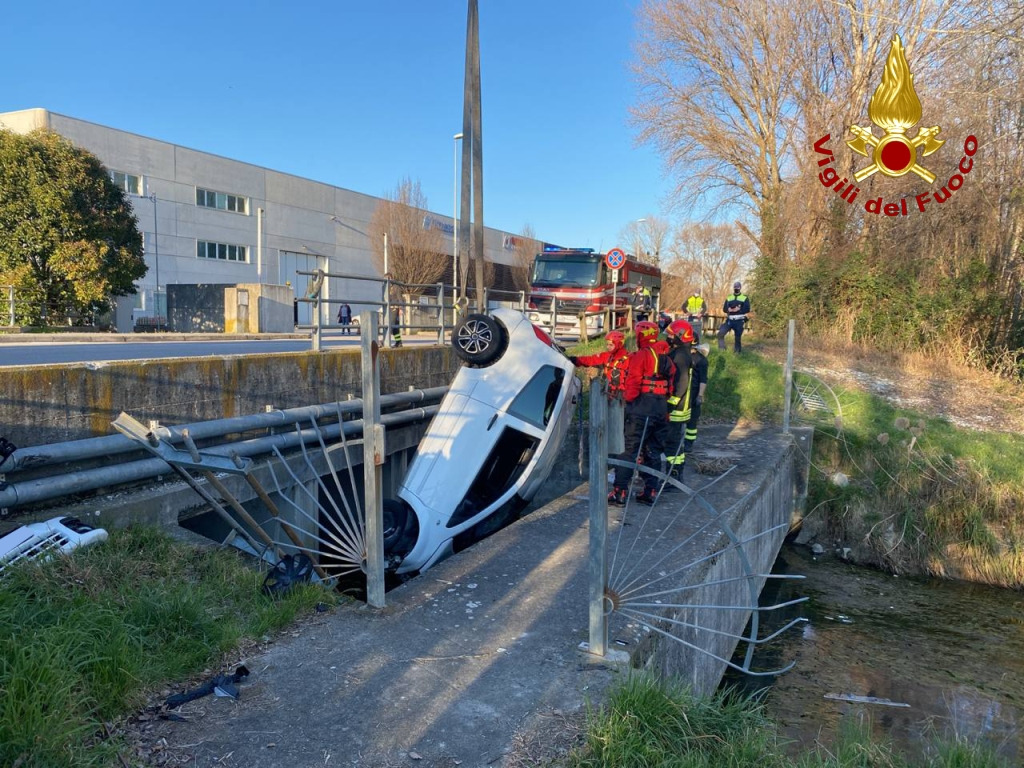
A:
[393, 308, 581, 574]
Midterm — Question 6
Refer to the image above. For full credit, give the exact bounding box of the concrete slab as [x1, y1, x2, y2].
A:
[132, 424, 796, 768]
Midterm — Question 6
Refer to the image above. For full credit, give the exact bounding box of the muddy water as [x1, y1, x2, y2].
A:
[723, 544, 1024, 762]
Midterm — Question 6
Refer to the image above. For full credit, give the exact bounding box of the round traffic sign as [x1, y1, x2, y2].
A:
[605, 248, 626, 270]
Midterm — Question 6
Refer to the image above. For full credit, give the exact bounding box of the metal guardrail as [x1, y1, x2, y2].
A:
[0, 388, 447, 514]
[295, 270, 527, 350]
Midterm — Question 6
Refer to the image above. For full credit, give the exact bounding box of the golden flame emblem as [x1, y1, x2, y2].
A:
[847, 34, 944, 183]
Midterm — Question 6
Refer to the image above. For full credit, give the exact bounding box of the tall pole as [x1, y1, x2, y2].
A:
[383, 232, 389, 275]
[453, 133, 463, 300]
[150, 193, 160, 315]
[257, 207, 264, 283]
[461, 0, 485, 312]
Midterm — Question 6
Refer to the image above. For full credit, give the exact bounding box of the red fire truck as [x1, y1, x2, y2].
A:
[527, 247, 661, 337]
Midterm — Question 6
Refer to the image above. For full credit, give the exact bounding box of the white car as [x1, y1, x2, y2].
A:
[383, 308, 581, 574]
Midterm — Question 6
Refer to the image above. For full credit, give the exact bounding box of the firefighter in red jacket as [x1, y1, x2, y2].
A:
[568, 330, 629, 398]
[609, 321, 674, 507]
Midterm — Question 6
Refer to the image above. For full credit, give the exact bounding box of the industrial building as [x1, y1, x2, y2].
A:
[0, 108, 527, 332]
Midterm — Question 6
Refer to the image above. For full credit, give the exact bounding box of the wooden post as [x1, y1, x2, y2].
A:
[588, 376, 609, 656]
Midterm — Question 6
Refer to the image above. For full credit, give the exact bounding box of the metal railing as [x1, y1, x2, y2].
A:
[295, 269, 526, 350]
[0, 387, 446, 514]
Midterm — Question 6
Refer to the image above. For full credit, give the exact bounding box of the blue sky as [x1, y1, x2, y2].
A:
[1, 1, 672, 253]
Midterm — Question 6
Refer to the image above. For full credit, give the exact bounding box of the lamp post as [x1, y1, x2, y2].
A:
[149, 193, 160, 316]
[453, 132, 464, 301]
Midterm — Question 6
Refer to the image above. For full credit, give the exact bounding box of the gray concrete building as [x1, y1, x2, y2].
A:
[0, 108, 528, 331]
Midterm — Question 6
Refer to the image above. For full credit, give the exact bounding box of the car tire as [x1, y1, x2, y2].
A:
[452, 313, 508, 367]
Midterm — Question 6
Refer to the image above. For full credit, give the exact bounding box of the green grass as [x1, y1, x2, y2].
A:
[566, 675, 1012, 768]
[0, 526, 336, 768]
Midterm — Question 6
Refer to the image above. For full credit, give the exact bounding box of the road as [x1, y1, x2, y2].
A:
[0, 333, 442, 367]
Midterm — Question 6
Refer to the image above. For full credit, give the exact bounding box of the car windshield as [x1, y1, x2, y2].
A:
[531, 259, 600, 287]
[507, 365, 565, 428]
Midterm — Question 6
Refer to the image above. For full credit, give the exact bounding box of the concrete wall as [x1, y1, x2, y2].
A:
[0, 345, 461, 449]
[225, 283, 293, 333]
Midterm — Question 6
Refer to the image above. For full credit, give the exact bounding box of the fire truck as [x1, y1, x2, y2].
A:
[527, 247, 661, 338]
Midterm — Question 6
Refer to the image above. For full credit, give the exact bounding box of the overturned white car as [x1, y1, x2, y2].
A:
[383, 308, 581, 574]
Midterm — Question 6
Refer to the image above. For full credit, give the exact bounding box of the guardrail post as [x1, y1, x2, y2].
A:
[361, 310, 386, 607]
[436, 282, 445, 344]
[482, 287, 489, 312]
[6, 286, 14, 326]
[588, 376, 609, 656]
[518, 290, 526, 312]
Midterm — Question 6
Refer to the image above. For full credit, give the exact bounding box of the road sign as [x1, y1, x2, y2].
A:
[605, 248, 626, 270]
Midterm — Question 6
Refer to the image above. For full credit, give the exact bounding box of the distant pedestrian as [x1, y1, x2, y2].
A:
[631, 284, 653, 323]
[385, 274, 402, 347]
[337, 303, 352, 335]
[683, 289, 708, 342]
[717, 281, 750, 353]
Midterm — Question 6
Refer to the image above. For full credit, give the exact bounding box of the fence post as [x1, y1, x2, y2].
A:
[361, 310, 386, 608]
[783, 319, 795, 433]
[549, 296, 558, 337]
[6, 286, 13, 326]
[518, 290, 526, 313]
[588, 376, 609, 656]
[482, 287, 489, 312]
[436, 282, 445, 344]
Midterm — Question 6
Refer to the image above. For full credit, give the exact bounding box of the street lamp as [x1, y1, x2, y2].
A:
[453, 132, 464, 300]
[149, 193, 160, 316]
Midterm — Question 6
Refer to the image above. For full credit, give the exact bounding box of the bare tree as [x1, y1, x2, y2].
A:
[619, 216, 670, 266]
[663, 222, 754, 312]
[510, 224, 542, 292]
[368, 178, 447, 292]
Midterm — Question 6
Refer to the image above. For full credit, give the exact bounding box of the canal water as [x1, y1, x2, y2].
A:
[724, 543, 1024, 762]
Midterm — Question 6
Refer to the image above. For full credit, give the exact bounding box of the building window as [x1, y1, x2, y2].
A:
[111, 170, 141, 195]
[197, 240, 248, 263]
[196, 187, 248, 214]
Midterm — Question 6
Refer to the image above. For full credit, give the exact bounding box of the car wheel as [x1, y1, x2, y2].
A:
[452, 313, 508, 366]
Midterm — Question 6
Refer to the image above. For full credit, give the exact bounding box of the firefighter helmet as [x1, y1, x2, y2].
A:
[605, 330, 625, 350]
[666, 319, 695, 345]
[634, 321, 660, 348]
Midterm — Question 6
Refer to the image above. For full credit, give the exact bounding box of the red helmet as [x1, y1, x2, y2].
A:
[666, 319, 695, 345]
[605, 330, 625, 350]
[634, 321, 660, 349]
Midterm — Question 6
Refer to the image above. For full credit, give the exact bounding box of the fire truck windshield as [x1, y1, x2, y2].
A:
[531, 258, 601, 287]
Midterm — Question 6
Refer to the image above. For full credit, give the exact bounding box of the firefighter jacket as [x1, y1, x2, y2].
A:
[623, 342, 673, 419]
[666, 343, 695, 422]
[575, 347, 630, 395]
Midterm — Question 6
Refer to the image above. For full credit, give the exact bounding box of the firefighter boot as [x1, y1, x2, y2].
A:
[607, 487, 628, 507]
[635, 487, 658, 505]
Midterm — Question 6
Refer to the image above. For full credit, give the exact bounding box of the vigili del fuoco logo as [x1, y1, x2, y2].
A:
[813, 34, 977, 217]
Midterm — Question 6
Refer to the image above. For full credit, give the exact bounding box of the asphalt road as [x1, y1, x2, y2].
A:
[0, 334, 440, 367]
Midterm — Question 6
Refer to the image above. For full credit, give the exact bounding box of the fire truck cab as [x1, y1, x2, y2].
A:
[527, 247, 661, 338]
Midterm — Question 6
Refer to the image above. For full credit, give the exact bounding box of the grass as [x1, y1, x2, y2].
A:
[0, 525, 336, 768]
[565, 675, 1013, 768]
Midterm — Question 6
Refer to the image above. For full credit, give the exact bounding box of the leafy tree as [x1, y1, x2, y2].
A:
[0, 128, 145, 325]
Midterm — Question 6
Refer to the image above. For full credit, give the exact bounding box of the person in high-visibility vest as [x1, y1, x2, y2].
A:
[717, 281, 750, 352]
[631, 284, 653, 323]
[664, 319, 709, 482]
[683, 290, 708, 342]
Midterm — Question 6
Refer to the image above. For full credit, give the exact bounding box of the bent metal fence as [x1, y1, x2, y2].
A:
[584, 377, 807, 677]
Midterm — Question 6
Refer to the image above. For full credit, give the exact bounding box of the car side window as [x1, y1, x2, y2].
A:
[507, 365, 565, 428]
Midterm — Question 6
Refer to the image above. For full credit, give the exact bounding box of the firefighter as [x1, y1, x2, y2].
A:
[717, 280, 750, 352]
[664, 319, 695, 481]
[631, 284, 653, 323]
[609, 321, 674, 507]
[568, 330, 629, 397]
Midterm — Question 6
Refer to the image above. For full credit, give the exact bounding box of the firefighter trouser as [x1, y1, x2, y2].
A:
[717, 317, 744, 352]
[614, 414, 667, 494]
[666, 401, 702, 476]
